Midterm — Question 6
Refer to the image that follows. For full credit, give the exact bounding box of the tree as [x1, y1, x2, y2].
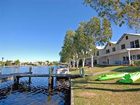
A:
[85, 17, 112, 67]
[14, 60, 20, 66]
[5, 60, 12, 66]
[52, 61, 59, 65]
[1, 57, 4, 66]
[102, 18, 112, 43]
[84, 0, 140, 31]
[60, 17, 112, 68]
[2, 57, 4, 62]
[38, 61, 43, 65]
[46, 60, 50, 65]
[74, 22, 91, 68]
[59, 30, 75, 67]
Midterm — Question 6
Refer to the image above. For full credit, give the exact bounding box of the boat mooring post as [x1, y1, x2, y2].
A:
[14, 76, 19, 84]
[29, 66, 32, 73]
[0, 67, 2, 75]
[29, 66, 32, 84]
[80, 68, 85, 77]
[48, 67, 54, 89]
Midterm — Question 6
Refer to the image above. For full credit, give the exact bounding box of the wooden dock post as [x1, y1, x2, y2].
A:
[80, 68, 85, 77]
[29, 76, 31, 84]
[17, 77, 19, 84]
[29, 66, 32, 73]
[51, 67, 54, 88]
[48, 67, 51, 85]
[14, 76, 19, 84]
[0, 67, 2, 75]
[29, 66, 32, 84]
[48, 67, 54, 89]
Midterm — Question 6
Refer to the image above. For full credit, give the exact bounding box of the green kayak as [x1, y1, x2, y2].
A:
[97, 73, 128, 81]
[118, 72, 140, 83]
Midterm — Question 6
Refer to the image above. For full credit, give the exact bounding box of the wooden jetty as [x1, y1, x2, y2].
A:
[16, 74, 82, 78]
[0, 66, 33, 83]
[0, 72, 32, 83]
[0, 67, 85, 89]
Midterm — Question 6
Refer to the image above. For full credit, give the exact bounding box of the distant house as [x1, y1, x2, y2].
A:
[86, 33, 140, 65]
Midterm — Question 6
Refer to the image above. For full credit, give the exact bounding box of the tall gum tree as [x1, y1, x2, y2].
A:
[85, 17, 112, 67]
[60, 18, 112, 68]
[75, 22, 90, 68]
[59, 30, 75, 68]
[84, 0, 140, 31]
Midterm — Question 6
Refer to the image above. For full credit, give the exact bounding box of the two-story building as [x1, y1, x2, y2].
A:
[85, 33, 140, 65]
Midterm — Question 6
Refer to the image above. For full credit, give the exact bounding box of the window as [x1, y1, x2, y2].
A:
[123, 56, 129, 61]
[123, 57, 126, 61]
[135, 40, 139, 48]
[112, 47, 116, 52]
[132, 55, 136, 60]
[131, 55, 133, 60]
[106, 49, 110, 54]
[121, 44, 125, 49]
[109, 43, 111, 46]
[126, 57, 129, 61]
[97, 51, 99, 56]
[126, 36, 128, 40]
[130, 41, 135, 48]
[130, 40, 140, 48]
[137, 55, 140, 60]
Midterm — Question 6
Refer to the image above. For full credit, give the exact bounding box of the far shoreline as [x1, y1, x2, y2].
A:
[0, 65, 63, 68]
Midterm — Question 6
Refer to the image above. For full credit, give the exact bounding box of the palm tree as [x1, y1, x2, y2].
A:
[2, 57, 4, 61]
[1, 57, 4, 66]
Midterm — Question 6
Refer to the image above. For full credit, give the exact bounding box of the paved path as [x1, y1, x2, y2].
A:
[86, 70, 111, 76]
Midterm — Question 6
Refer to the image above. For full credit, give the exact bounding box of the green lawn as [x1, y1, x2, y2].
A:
[71, 66, 140, 105]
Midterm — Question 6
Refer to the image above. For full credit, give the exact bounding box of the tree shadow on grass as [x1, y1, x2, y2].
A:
[73, 86, 140, 92]
[112, 66, 140, 72]
[72, 81, 140, 86]
[94, 65, 117, 68]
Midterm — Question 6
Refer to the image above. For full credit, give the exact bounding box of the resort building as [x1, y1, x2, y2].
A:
[86, 33, 140, 65]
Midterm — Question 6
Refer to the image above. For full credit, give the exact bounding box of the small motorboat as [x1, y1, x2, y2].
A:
[56, 66, 69, 74]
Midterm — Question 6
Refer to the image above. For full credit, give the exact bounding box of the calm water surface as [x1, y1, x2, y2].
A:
[0, 66, 70, 105]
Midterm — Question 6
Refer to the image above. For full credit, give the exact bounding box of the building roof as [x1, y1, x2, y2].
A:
[96, 46, 105, 50]
[104, 41, 117, 49]
[117, 33, 140, 44]
[98, 33, 140, 50]
[110, 41, 117, 44]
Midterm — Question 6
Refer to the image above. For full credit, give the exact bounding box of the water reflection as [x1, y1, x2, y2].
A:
[1, 66, 50, 74]
[0, 66, 70, 105]
[0, 82, 70, 105]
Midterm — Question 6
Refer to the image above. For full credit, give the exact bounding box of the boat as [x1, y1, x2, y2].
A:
[56, 66, 69, 74]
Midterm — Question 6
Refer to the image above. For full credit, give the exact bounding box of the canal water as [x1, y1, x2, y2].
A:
[0, 66, 70, 105]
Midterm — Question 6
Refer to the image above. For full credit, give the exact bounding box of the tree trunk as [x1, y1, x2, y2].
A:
[69, 59, 72, 68]
[76, 60, 79, 69]
[91, 55, 94, 68]
[82, 58, 85, 68]
[72, 60, 75, 68]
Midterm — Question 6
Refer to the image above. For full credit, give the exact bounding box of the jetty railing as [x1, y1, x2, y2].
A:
[0, 67, 85, 84]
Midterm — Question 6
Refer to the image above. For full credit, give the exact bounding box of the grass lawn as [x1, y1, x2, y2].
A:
[71, 66, 140, 105]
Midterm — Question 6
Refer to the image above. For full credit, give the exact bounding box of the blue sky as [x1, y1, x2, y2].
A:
[0, 0, 136, 62]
